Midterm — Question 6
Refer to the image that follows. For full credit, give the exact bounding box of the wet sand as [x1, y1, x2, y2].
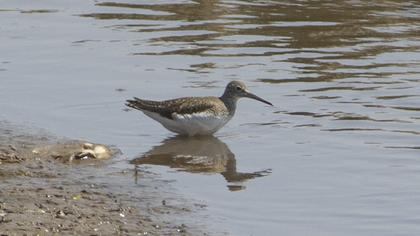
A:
[0, 122, 207, 235]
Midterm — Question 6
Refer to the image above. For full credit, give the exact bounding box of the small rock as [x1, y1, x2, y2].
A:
[56, 210, 66, 218]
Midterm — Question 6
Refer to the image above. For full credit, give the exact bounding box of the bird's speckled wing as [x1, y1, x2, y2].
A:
[126, 97, 227, 120]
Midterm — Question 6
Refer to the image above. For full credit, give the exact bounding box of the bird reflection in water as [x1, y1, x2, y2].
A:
[130, 136, 271, 191]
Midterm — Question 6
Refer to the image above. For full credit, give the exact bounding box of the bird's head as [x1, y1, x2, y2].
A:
[224, 81, 272, 106]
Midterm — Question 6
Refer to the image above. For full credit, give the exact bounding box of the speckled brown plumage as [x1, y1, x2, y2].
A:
[126, 96, 230, 120]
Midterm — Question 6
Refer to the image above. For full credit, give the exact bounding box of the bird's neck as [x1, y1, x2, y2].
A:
[220, 93, 238, 116]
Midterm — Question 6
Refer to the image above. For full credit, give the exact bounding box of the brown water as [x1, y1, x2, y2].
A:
[2, 0, 420, 235]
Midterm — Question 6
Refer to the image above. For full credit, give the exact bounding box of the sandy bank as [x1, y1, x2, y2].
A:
[0, 122, 208, 235]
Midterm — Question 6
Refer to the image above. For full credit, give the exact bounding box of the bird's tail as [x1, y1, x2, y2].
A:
[126, 98, 143, 110]
[125, 97, 160, 111]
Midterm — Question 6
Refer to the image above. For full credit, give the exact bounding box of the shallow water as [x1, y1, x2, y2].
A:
[2, 0, 420, 235]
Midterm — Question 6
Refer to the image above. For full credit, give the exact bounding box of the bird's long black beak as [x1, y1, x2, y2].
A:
[244, 90, 273, 106]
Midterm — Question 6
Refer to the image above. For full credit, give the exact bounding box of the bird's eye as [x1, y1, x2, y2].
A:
[236, 86, 242, 91]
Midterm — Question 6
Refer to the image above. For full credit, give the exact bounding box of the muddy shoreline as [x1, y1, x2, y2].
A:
[0, 122, 209, 235]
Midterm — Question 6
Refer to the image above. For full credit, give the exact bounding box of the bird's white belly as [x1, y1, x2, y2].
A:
[143, 111, 231, 136]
